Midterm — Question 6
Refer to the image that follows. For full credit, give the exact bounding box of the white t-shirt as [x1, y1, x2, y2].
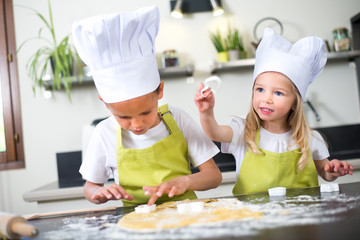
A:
[80, 105, 219, 184]
[221, 117, 330, 178]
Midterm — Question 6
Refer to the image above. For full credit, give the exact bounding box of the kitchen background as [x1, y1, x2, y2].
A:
[0, 0, 359, 215]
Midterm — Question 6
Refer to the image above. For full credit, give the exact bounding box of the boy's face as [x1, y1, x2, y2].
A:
[104, 82, 164, 135]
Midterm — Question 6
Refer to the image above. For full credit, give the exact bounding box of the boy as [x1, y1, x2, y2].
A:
[72, 6, 222, 206]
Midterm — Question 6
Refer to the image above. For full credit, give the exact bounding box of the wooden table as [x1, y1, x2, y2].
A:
[24, 182, 360, 240]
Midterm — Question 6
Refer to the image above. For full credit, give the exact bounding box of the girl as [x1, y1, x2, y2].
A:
[194, 28, 353, 195]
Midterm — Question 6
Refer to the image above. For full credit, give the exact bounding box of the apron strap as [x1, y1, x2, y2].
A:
[255, 129, 260, 146]
[117, 105, 178, 148]
[158, 104, 179, 134]
[117, 126, 123, 148]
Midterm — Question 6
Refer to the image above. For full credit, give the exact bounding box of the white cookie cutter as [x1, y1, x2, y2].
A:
[268, 187, 286, 197]
[200, 76, 222, 97]
[135, 204, 156, 214]
[320, 183, 339, 193]
[177, 201, 204, 214]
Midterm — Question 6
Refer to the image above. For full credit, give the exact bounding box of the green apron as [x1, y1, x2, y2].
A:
[232, 130, 318, 195]
[117, 104, 197, 206]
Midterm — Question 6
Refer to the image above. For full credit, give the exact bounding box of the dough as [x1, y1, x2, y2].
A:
[118, 198, 263, 230]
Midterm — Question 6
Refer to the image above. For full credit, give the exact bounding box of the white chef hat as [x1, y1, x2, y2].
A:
[72, 6, 160, 103]
[253, 28, 327, 99]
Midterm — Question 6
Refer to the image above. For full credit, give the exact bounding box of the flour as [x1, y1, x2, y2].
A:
[40, 193, 360, 240]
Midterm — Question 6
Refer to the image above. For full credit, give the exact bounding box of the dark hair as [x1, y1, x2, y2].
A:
[153, 84, 161, 94]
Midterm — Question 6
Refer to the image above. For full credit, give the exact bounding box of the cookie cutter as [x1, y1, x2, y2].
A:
[200, 76, 222, 97]
[320, 183, 339, 192]
[177, 201, 204, 213]
[135, 204, 156, 214]
[268, 187, 286, 197]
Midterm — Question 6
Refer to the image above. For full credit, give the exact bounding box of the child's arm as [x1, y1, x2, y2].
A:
[194, 83, 233, 143]
[315, 158, 354, 181]
[143, 159, 222, 205]
[84, 180, 133, 204]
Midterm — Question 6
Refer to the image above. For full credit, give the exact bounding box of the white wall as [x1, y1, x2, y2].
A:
[1, 0, 359, 215]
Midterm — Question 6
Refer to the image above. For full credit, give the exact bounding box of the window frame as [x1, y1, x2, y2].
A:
[0, 0, 25, 170]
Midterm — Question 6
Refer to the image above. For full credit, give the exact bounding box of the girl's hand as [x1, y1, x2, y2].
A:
[143, 176, 189, 206]
[91, 183, 134, 204]
[324, 159, 354, 177]
[194, 83, 215, 113]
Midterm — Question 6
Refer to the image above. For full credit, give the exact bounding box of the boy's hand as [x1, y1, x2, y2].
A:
[194, 83, 215, 113]
[324, 159, 353, 177]
[143, 176, 189, 205]
[91, 183, 134, 204]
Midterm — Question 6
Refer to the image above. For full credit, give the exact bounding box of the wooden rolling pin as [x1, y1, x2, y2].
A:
[24, 206, 118, 220]
[0, 212, 39, 239]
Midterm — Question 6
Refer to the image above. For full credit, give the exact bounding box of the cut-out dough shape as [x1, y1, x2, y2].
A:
[268, 187, 286, 196]
[177, 201, 204, 213]
[320, 183, 339, 192]
[134, 204, 156, 214]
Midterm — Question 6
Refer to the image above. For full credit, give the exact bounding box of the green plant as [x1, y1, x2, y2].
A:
[209, 29, 227, 53]
[17, 0, 82, 101]
[226, 25, 244, 51]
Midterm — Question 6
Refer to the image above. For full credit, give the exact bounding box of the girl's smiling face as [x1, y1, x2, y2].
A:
[252, 72, 297, 132]
[104, 82, 164, 135]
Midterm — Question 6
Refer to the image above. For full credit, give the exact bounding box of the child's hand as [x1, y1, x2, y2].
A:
[324, 159, 353, 177]
[194, 83, 215, 113]
[91, 183, 134, 204]
[143, 176, 189, 205]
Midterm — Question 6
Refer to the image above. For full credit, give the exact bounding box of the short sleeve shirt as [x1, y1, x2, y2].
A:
[221, 117, 330, 178]
[80, 105, 219, 184]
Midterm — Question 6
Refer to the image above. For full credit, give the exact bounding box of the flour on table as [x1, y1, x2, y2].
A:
[40, 193, 360, 240]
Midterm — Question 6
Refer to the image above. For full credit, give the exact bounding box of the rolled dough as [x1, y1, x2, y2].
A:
[118, 198, 263, 231]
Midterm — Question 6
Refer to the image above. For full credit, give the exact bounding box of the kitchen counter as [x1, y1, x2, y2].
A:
[23, 181, 85, 203]
[24, 182, 360, 240]
[23, 171, 237, 203]
[23, 159, 360, 204]
[22, 171, 236, 214]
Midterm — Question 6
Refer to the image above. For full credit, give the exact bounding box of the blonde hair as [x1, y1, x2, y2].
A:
[244, 82, 312, 173]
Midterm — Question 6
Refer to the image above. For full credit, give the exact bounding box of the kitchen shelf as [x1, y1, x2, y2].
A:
[42, 75, 93, 90]
[211, 50, 360, 74]
[326, 50, 360, 61]
[211, 59, 255, 74]
[44, 64, 195, 90]
[159, 64, 194, 78]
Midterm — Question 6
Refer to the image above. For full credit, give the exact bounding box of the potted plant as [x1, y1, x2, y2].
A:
[209, 29, 228, 63]
[226, 25, 247, 61]
[17, 0, 83, 101]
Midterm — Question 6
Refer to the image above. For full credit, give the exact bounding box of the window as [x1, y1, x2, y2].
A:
[0, 0, 25, 170]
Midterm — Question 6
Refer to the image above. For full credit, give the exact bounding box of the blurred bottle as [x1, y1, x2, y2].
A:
[161, 49, 179, 68]
[332, 27, 351, 52]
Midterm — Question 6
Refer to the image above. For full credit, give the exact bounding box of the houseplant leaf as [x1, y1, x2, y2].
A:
[16, 0, 83, 102]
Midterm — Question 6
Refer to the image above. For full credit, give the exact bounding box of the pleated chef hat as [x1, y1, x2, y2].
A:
[253, 28, 327, 99]
[72, 6, 160, 103]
